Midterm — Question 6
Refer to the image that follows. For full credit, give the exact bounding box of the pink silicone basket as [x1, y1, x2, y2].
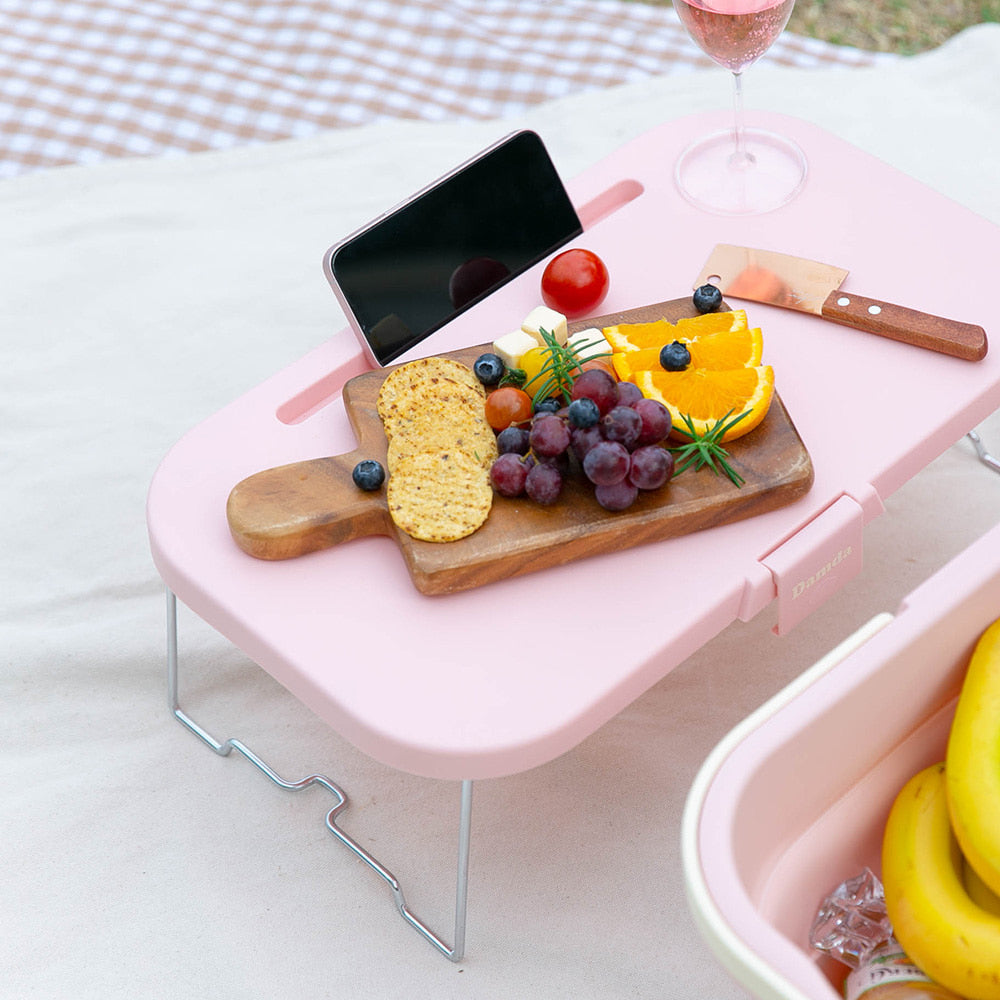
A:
[682, 518, 1000, 1000]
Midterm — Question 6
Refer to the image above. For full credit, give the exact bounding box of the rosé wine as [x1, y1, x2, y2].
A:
[674, 0, 795, 72]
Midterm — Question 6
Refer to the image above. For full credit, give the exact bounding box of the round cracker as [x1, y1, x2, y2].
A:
[387, 449, 493, 543]
[387, 413, 497, 471]
[377, 357, 484, 422]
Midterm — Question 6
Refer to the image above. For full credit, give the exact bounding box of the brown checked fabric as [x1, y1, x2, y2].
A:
[0, 0, 895, 178]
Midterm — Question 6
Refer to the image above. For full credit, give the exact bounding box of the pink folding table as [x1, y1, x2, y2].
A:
[147, 110, 1000, 961]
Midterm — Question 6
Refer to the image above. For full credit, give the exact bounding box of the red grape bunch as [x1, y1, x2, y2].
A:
[488, 368, 675, 511]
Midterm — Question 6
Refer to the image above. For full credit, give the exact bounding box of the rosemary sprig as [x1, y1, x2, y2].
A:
[670, 409, 748, 487]
[499, 366, 526, 389]
[528, 327, 612, 405]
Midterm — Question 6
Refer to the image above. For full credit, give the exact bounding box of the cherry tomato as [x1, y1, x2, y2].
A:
[484, 386, 533, 430]
[540, 248, 610, 318]
[519, 345, 553, 394]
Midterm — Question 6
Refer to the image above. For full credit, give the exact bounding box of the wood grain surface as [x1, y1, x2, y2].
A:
[226, 298, 815, 594]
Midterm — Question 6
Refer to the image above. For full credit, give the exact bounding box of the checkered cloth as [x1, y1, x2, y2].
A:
[0, 0, 896, 178]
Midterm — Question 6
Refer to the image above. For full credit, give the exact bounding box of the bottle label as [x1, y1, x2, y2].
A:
[844, 950, 935, 1000]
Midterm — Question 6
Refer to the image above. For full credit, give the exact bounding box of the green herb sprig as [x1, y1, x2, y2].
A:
[528, 327, 612, 405]
[670, 410, 748, 487]
[499, 366, 526, 389]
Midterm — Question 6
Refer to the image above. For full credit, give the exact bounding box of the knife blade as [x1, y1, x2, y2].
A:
[694, 244, 987, 362]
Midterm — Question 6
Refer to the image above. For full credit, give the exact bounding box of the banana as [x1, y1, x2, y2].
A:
[946, 616, 1000, 897]
[882, 761, 1000, 1000]
[964, 855, 1000, 917]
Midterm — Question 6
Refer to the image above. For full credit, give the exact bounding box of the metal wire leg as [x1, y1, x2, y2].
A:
[968, 430, 1000, 475]
[165, 587, 472, 962]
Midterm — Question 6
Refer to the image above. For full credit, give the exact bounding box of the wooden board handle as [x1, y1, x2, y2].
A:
[821, 290, 987, 361]
[227, 454, 391, 560]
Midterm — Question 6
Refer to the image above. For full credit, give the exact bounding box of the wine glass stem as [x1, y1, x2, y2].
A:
[730, 70, 754, 170]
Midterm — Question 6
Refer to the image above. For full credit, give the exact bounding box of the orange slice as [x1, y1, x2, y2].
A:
[605, 310, 748, 353]
[604, 318, 677, 352]
[675, 309, 748, 337]
[632, 366, 775, 442]
[611, 325, 764, 379]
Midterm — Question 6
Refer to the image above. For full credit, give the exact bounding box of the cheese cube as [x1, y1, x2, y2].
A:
[521, 306, 567, 346]
[568, 328, 612, 363]
[491, 329, 539, 370]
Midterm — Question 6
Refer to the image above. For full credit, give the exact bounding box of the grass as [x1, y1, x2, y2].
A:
[639, 0, 1000, 53]
[786, 0, 1000, 54]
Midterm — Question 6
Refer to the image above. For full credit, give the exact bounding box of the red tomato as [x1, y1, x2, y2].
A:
[540, 248, 610, 318]
[484, 386, 533, 430]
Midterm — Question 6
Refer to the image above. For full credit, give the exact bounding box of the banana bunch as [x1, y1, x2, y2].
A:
[947, 618, 1000, 900]
[881, 618, 1000, 1000]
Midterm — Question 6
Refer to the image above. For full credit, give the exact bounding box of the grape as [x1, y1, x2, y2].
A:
[582, 440, 630, 486]
[525, 462, 563, 505]
[570, 425, 604, 462]
[632, 397, 672, 445]
[595, 480, 639, 511]
[570, 368, 618, 416]
[615, 381, 644, 407]
[628, 445, 674, 490]
[602, 405, 642, 450]
[496, 426, 530, 455]
[489, 453, 528, 497]
[567, 396, 600, 429]
[529, 413, 571, 458]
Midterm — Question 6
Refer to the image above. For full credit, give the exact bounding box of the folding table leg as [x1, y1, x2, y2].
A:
[968, 430, 1000, 475]
[164, 587, 472, 962]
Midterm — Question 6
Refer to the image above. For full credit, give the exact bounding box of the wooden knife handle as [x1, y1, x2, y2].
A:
[821, 290, 987, 361]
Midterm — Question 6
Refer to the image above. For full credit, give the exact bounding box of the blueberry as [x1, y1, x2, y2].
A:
[659, 340, 691, 372]
[568, 396, 600, 429]
[352, 459, 385, 492]
[693, 284, 723, 314]
[533, 396, 562, 415]
[473, 352, 505, 386]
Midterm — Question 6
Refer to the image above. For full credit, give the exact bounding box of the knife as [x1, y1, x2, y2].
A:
[694, 244, 987, 362]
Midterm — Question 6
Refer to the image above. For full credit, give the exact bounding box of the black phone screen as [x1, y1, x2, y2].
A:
[328, 131, 582, 366]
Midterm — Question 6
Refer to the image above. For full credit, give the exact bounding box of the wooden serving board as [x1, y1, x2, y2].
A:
[226, 298, 814, 594]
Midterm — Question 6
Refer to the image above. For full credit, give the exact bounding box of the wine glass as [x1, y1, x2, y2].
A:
[672, 0, 807, 215]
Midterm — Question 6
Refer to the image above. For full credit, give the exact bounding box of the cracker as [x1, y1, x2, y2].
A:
[387, 418, 497, 471]
[377, 357, 484, 422]
[380, 378, 486, 435]
[376, 356, 496, 542]
[386, 449, 493, 543]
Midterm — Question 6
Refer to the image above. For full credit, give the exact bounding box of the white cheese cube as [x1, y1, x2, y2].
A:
[491, 329, 540, 370]
[568, 328, 612, 363]
[521, 306, 567, 346]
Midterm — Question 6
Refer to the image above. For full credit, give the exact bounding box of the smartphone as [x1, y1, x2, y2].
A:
[323, 130, 582, 367]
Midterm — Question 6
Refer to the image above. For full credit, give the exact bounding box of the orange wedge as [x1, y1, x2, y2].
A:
[675, 309, 748, 337]
[611, 325, 764, 379]
[604, 318, 677, 352]
[605, 309, 748, 353]
[632, 366, 775, 442]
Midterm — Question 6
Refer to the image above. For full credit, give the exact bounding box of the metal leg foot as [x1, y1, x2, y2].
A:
[165, 588, 471, 961]
[967, 430, 1000, 475]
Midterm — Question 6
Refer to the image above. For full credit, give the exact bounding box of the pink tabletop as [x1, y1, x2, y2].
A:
[147, 111, 1000, 781]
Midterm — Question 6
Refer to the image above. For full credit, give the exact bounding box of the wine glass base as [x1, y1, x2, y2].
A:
[675, 127, 807, 216]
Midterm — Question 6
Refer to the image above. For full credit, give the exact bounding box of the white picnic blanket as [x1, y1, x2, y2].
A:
[3, 16, 1000, 1000]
